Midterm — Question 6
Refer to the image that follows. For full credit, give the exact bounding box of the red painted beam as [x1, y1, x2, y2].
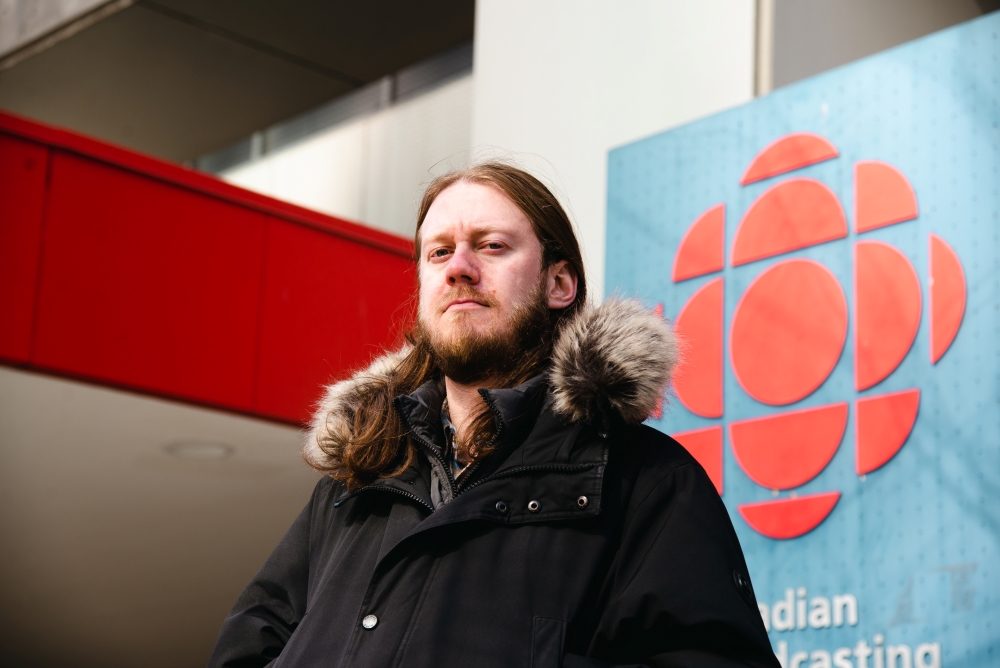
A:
[0, 110, 415, 425]
[0, 133, 48, 363]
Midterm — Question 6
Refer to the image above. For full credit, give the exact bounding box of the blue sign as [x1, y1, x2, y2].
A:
[607, 14, 999, 668]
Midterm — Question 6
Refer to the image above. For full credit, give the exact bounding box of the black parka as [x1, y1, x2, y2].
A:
[208, 301, 779, 668]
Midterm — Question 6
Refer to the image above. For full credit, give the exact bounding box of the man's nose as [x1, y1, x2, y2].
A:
[445, 246, 479, 285]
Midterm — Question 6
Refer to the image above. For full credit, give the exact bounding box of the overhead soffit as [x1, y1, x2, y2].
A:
[0, 0, 474, 162]
[0, 366, 318, 668]
[145, 0, 476, 83]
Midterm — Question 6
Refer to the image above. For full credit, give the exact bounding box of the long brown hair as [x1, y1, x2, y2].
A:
[313, 162, 587, 488]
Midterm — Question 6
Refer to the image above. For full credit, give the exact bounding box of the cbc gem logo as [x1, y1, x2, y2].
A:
[661, 132, 967, 540]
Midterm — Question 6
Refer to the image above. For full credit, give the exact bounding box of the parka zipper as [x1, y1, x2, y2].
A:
[336, 427, 466, 512]
[409, 427, 460, 498]
[334, 485, 434, 512]
[454, 389, 506, 492]
[400, 388, 508, 498]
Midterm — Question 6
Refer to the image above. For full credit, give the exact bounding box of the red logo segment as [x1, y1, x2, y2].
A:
[672, 204, 725, 282]
[730, 259, 847, 406]
[730, 403, 848, 490]
[672, 425, 724, 494]
[928, 234, 966, 363]
[854, 161, 918, 233]
[738, 492, 841, 540]
[854, 241, 922, 391]
[741, 132, 839, 185]
[674, 278, 724, 418]
[732, 179, 847, 266]
[855, 389, 920, 475]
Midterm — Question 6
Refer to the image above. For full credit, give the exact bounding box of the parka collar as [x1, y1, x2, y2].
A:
[392, 379, 447, 458]
[392, 373, 548, 459]
[336, 373, 605, 515]
[307, 298, 678, 494]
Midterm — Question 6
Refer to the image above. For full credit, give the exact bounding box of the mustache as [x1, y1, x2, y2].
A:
[438, 287, 500, 310]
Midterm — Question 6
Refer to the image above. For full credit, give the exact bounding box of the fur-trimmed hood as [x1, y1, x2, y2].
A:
[303, 298, 678, 471]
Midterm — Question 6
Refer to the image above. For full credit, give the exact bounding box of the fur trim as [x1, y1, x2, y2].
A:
[302, 346, 411, 471]
[549, 298, 678, 425]
[303, 298, 678, 465]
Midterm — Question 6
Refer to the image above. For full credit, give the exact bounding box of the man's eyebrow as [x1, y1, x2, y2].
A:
[423, 222, 517, 245]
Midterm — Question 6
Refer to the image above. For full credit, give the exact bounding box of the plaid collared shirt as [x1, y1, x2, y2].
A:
[440, 399, 471, 480]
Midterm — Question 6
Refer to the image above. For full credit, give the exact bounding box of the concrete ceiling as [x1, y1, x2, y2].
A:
[0, 0, 475, 162]
[0, 366, 319, 668]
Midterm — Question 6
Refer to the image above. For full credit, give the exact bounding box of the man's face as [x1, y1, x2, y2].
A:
[418, 181, 549, 350]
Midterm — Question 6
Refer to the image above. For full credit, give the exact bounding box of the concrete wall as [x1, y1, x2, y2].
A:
[470, 0, 757, 296]
[223, 74, 473, 238]
[0, 0, 110, 58]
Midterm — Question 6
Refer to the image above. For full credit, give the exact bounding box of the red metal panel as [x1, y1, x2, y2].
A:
[0, 110, 415, 424]
[0, 110, 411, 259]
[256, 220, 415, 423]
[33, 152, 266, 411]
[0, 134, 48, 363]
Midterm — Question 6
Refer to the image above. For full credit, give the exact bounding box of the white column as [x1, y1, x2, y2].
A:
[471, 0, 756, 296]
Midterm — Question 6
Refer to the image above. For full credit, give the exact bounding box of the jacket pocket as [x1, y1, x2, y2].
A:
[531, 616, 566, 668]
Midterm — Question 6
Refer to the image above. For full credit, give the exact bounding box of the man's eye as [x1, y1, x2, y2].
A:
[430, 248, 451, 258]
[485, 242, 504, 250]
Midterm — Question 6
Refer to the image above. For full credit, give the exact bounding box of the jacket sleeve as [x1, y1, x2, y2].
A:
[207, 478, 328, 668]
[565, 453, 780, 668]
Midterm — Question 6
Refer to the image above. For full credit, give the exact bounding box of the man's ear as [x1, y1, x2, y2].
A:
[546, 260, 578, 309]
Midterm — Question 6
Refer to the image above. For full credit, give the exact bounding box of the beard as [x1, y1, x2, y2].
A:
[418, 277, 553, 386]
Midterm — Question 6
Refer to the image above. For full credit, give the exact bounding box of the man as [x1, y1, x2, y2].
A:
[209, 163, 779, 668]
